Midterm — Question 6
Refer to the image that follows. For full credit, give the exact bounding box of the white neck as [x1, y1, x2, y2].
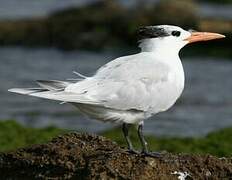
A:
[139, 38, 187, 58]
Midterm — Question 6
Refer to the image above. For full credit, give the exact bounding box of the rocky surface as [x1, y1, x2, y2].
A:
[0, 133, 232, 179]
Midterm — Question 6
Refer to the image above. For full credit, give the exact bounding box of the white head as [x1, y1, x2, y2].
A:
[138, 25, 225, 55]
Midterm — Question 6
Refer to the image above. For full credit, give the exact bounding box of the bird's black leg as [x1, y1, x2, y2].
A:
[137, 122, 148, 153]
[138, 122, 161, 158]
[122, 123, 138, 154]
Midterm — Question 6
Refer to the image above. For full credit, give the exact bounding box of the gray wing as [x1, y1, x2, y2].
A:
[66, 53, 170, 111]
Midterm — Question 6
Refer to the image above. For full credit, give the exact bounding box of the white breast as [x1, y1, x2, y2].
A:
[147, 55, 185, 115]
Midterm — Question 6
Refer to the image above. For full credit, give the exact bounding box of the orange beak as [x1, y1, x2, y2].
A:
[185, 32, 225, 44]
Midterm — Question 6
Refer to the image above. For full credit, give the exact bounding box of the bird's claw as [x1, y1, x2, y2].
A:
[141, 151, 163, 158]
[126, 149, 139, 154]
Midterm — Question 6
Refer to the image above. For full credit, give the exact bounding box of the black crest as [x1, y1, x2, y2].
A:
[138, 26, 169, 39]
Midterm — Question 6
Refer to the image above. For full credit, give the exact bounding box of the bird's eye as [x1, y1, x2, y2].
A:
[171, 31, 181, 37]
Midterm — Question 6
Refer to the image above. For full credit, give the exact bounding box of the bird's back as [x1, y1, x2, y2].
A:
[66, 52, 185, 122]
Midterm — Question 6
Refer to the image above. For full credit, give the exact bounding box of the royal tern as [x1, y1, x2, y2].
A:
[9, 25, 225, 156]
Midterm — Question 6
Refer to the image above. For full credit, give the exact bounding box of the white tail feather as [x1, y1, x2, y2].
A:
[36, 80, 71, 91]
[9, 88, 101, 105]
[8, 88, 46, 95]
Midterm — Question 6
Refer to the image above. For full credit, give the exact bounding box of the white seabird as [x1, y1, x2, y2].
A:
[9, 25, 225, 156]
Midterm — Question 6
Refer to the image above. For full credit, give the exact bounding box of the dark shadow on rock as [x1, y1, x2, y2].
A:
[0, 133, 232, 179]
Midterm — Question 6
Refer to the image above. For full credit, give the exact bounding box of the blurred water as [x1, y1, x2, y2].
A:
[200, 3, 232, 20]
[1, 47, 232, 137]
[0, 0, 97, 20]
[0, 0, 231, 20]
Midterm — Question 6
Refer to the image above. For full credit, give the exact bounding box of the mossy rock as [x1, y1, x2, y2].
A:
[0, 132, 232, 179]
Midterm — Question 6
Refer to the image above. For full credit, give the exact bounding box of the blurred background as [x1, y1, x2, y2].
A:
[0, 0, 232, 140]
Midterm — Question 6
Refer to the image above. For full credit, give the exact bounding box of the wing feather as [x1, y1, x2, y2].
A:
[36, 80, 71, 91]
[66, 53, 170, 111]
